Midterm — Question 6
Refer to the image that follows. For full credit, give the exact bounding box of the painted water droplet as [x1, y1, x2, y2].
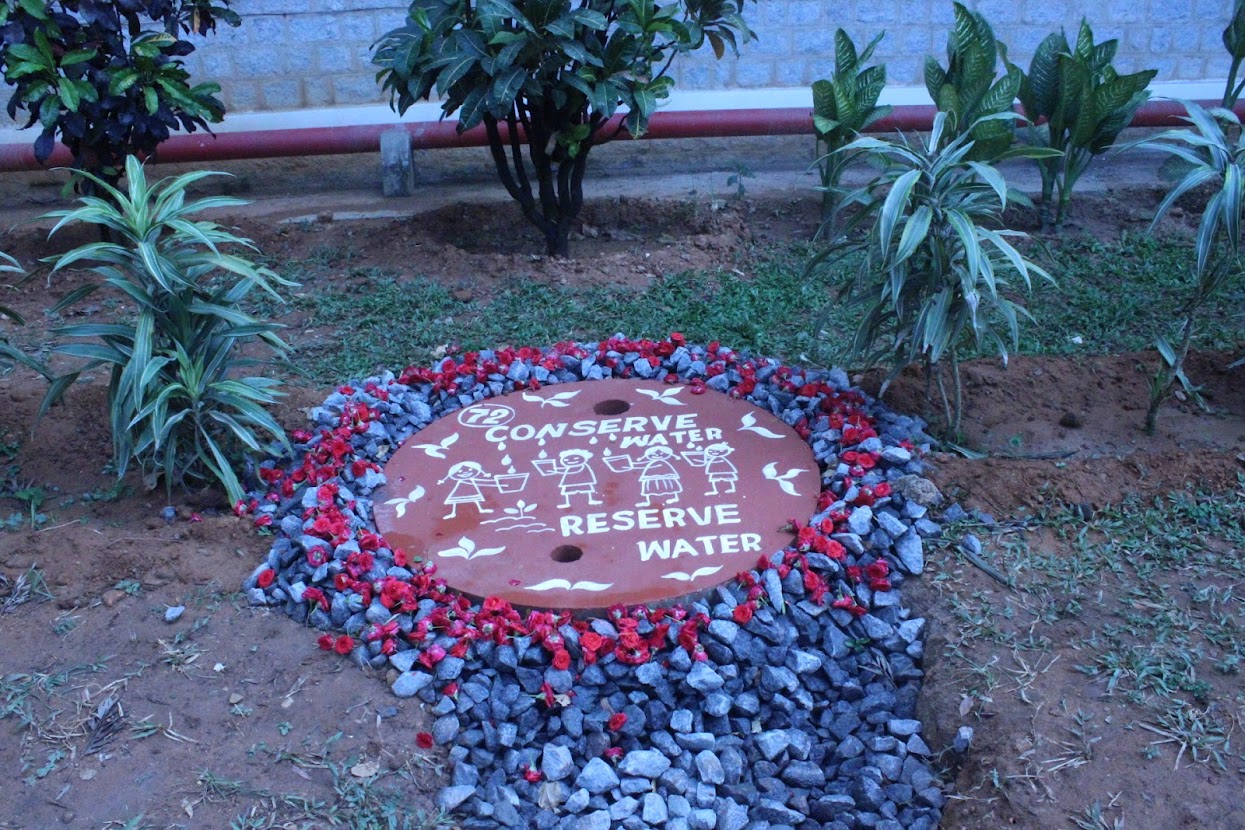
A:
[589, 437, 598, 445]
[501, 455, 512, 466]
[538, 438, 546, 447]
[538, 449, 548, 459]
[608, 433, 617, 441]
[497, 442, 507, 451]
[507, 466, 516, 474]
[603, 448, 612, 456]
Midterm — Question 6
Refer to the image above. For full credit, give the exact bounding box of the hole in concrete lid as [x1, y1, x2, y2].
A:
[593, 399, 630, 416]
[550, 545, 584, 563]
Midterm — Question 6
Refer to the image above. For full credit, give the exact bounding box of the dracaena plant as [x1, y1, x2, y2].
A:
[924, 2, 1022, 161]
[806, 112, 1055, 438]
[0, 252, 52, 378]
[374, 0, 756, 257]
[39, 157, 294, 504]
[1130, 102, 1245, 433]
[1223, 0, 1245, 108]
[0, 0, 237, 192]
[1013, 20, 1156, 230]
[812, 29, 891, 239]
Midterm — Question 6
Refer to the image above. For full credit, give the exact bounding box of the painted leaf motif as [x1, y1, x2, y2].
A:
[407, 485, 426, 502]
[662, 565, 722, 582]
[524, 578, 573, 591]
[459, 537, 476, 554]
[471, 546, 506, 559]
[763, 462, 807, 496]
[739, 411, 785, 439]
[569, 581, 613, 591]
[524, 579, 613, 592]
[441, 433, 459, 449]
[636, 387, 685, 406]
[438, 546, 470, 559]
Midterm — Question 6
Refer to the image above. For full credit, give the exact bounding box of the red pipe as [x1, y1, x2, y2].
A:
[0, 98, 1224, 173]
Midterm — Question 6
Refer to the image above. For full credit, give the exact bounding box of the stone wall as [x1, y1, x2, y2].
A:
[177, 0, 1231, 115]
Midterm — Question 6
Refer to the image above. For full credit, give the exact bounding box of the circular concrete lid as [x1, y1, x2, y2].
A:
[375, 379, 819, 609]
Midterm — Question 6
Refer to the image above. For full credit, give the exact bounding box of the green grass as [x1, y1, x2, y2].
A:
[936, 480, 1245, 770]
[1019, 232, 1245, 356]
[288, 254, 836, 382]
[280, 231, 1242, 383]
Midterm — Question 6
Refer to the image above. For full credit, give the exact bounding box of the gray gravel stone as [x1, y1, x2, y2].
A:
[436, 785, 474, 812]
[685, 662, 724, 693]
[688, 808, 717, 830]
[163, 605, 185, 623]
[392, 671, 433, 699]
[564, 788, 590, 813]
[575, 758, 619, 794]
[895, 530, 924, 573]
[782, 760, 826, 788]
[642, 792, 668, 824]
[618, 749, 671, 779]
[575, 810, 611, 830]
[888, 718, 921, 737]
[847, 505, 874, 536]
[542, 744, 573, 782]
[756, 730, 790, 761]
[695, 750, 724, 784]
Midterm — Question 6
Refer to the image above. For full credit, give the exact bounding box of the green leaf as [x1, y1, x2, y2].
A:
[834, 28, 858, 79]
[1024, 32, 1066, 120]
[435, 51, 479, 96]
[490, 65, 526, 110]
[879, 168, 920, 255]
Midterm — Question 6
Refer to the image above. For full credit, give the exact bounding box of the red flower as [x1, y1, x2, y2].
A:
[257, 568, 275, 589]
[580, 631, 603, 652]
[607, 712, 628, 731]
[521, 765, 544, 783]
[416, 732, 434, 749]
[603, 746, 623, 761]
[732, 603, 754, 624]
[442, 681, 459, 698]
[393, 548, 408, 568]
[317, 634, 334, 651]
[333, 635, 354, 655]
[419, 644, 447, 668]
[552, 649, 571, 671]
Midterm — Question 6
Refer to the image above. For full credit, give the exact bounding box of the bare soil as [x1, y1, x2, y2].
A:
[0, 186, 1242, 829]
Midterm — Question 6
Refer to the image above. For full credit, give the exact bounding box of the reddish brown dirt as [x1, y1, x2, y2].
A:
[0, 188, 1242, 829]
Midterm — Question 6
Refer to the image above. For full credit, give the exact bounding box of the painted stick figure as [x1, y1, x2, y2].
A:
[546, 449, 603, 509]
[701, 442, 739, 496]
[636, 446, 683, 507]
[439, 461, 499, 519]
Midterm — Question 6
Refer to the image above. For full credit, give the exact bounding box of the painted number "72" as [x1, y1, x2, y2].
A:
[460, 405, 514, 427]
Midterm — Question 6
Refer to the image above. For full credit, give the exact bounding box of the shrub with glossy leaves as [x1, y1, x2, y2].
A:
[40, 157, 294, 503]
[1012, 20, 1155, 229]
[374, 0, 756, 256]
[807, 112, 1056, 437]
[812, 29, 890, 239]
[0, 0, 238, 189]
[925, 2, 1022, 161]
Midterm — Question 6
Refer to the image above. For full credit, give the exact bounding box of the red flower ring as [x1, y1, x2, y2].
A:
[243, 336, 918, 723]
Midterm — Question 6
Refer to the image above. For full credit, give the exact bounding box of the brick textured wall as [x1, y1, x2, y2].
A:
[54, 0, 1245, 114]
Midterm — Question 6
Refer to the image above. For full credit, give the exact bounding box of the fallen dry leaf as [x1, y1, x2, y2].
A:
[350, 760, 380, 778]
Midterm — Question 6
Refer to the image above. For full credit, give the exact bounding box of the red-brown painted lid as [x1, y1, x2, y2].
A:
[375, 380, 819, 610]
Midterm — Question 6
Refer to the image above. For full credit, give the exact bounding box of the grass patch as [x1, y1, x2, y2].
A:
[935, 478, 1245, 771]
[280, 230, 1240, 383]
[289, 253, 836, 382]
